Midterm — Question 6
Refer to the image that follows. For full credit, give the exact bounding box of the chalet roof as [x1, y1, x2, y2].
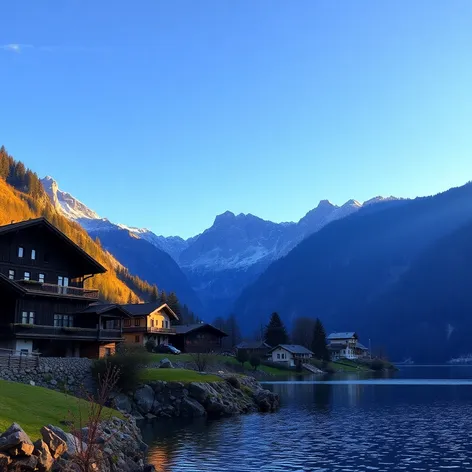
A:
[119, 302, 179, 320]
[81, 303, 131, 317]
[269, 344, 314, 355]
[328, 342, 347, 351]
[327, 332, 357, 340]
[236, 341, 271, 350]
[0, 218, 106, 275]
[356, 342, 369, 351]
[0, 273, 26, 295]
[173, 323, 228, 337]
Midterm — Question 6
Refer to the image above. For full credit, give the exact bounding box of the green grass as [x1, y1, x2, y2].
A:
[147, 353, 290, 376]
[0, 380, 122, 441]
[140, 368, 222, 383]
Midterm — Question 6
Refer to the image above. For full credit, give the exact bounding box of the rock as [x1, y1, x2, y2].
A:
[188, 382, 209, 404]
[0, 452, 11, 467]
[180, 397, 206, 417]
[29, 380, 35, 387]
[49, 379, 58, 386]
[145, 413, 157, 421]
[134, 385, 155, 414]
[112, 393, 132, 413]
[40, 426, 68, 458]
[159, 358, 174, 368]
[9, 454, 38, 470]
[33, 439, 54, 472]
[0, 423, 34, 456]
[46, 425, 86, 456]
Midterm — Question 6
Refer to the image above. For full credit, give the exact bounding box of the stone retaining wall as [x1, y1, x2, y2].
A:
[0, 357, 93, 394]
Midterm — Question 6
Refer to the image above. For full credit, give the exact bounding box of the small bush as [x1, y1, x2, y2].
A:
[226, 376, 241, 389]
[92, 350, 148, 391]
[145, 339, 156, 353]
[250, 355, 261, 371]
[236, 349, 249, 367]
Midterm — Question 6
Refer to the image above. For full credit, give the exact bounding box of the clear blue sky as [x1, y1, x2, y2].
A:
[1, 1, 472, 238]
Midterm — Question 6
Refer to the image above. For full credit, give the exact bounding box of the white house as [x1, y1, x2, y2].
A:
[269, 344, 314, 367]
[327, 332, 369, 360]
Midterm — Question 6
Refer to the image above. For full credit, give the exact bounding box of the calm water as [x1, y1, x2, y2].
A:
[141, 366, 472, 472]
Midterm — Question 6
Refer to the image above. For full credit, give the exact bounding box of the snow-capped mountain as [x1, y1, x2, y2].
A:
[41, 176, 398, 317]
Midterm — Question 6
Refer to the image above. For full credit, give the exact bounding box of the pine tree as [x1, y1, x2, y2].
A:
[311, 318, 330, 361]
[225, 314, 242, 349]
[264, 312, 288, 347]
[149, 285, 159, 303]
[127, 292, 133, 304]
[159, 290, 168, 304]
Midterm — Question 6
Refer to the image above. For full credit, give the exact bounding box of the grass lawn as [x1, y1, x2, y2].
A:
[147, 353, 290, 376]
[330, 360, 371, 372]
[140, 368, 222, 383]
[0, 380, 122, 441]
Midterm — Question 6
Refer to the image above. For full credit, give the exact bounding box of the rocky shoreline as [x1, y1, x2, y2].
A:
[113, 375, 280, 420]
[0, 417, 153, 472]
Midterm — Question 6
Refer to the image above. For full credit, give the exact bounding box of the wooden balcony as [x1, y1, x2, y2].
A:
[123, 326, 176, 335]
[12, 324, 123, 341]
[16, 280, 99, 299]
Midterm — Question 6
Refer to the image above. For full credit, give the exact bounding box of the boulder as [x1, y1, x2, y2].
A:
[134, 385, 155, 414]
[159, 358, 173, 369]
[180, 397, 206, 417]
[9, 454, 38, 470]
[33, 439, 54, 472]
[46, 425, 86, 456]
[0, 423, 34, 456]
[40, 426, 68, 458]
[188, 382, 210, 404]
[112, 393, 132, 414]
[0, 452, 11, 468]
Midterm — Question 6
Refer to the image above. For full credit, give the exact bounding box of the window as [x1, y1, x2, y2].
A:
[165, 320, 169, 328]
[104, 347, 112, 357]
[21, 311, 35, 325]
[151, 319, 154, 328]
[23, 272, 30, 281]
[8, 269, 15, 280]
[277, 353, 280, 359]
[162, 320, 165, 328]
[58, 276, 69, 286]
[124, 319, 131, 327]
[54, 314, 73, 327]
[135, 335, 140, 343]
[134, 318, 140, 327]
[31, 249, 36, 260]
[38, 273, 45, 283]
[18, 247, 24, 258]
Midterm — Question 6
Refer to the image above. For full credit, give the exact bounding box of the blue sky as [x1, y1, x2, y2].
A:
[1, 1, 472, 238]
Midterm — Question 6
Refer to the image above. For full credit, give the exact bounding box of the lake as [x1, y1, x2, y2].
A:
[141, 366, 472, 471]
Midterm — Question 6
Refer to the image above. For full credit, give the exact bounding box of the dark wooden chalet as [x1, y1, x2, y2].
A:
[172, 323, 228, 353]
[0, 218, 130, 358]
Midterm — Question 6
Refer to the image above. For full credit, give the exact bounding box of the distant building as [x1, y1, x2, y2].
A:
[269, 344, 314, 367]
[121, 303, 179, 347]
[327, 332, 369, 360]
[235, 341, 271, 358]
[172, 323, 228, 353]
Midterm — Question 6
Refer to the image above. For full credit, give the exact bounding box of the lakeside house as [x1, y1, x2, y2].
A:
[327, 332, 369, 360]
[121, 302, 179, 347]
[235, 341, 271, 359]
[172, 323, 228, 353]
[0, 218, 130, 358]
[269, 344, 314, 367]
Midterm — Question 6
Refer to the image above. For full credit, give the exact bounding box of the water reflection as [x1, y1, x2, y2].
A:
[144, 367, 472, 471]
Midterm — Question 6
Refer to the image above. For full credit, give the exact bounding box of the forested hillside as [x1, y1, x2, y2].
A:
[0, 145, 157, 304]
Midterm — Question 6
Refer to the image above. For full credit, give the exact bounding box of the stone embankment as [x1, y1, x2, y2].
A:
[113, 375, 280, 420]
[0, 417, 154, 472]
[0, 357, 93, 395]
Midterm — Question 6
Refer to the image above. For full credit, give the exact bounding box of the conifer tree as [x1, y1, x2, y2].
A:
[264, 312, 288, 347]
[149, 285, 159, 303]
[127, 292, 133, 304]
[311, 318, 330, 361]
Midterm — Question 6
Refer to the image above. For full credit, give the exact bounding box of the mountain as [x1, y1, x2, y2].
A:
[0, 147, 156, 304]
[233, 182, 472, 361]
[41, 175, 398, 318]
[41, 176, 202, 312]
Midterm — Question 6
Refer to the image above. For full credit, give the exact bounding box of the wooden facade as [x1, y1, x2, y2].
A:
[173, 324, 228, 353]
[0, 218, 129, 358]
